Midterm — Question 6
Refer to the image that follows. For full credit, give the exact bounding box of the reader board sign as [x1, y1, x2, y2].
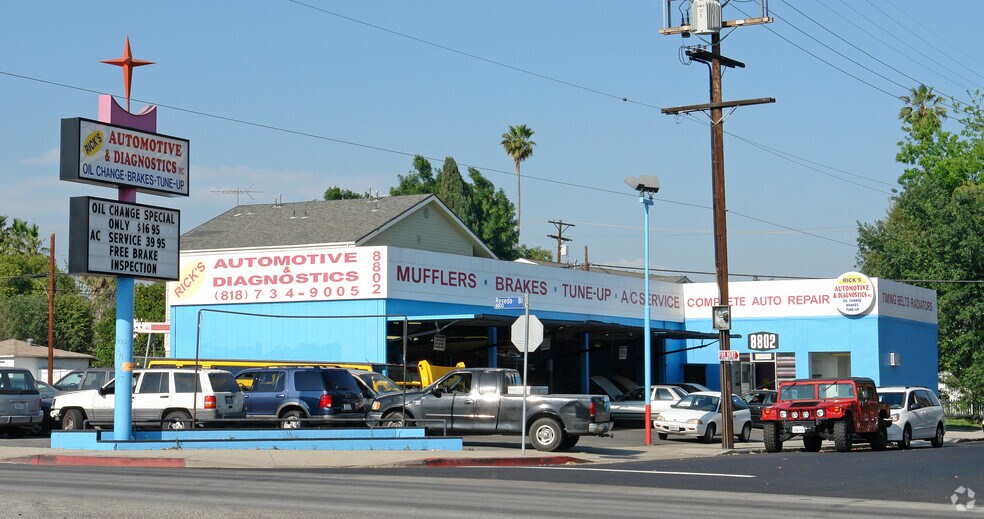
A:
[60, 117, 190, 197]
[69, 196, 180, 281]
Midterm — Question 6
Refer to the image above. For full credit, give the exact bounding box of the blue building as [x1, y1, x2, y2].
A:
[166, 195, 938, 395]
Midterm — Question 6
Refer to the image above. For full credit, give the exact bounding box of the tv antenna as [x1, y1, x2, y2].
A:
[211, 184, 262, 206]
[366, 188, 381, 212]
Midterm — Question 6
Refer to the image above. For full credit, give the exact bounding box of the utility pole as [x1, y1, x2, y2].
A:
[660, 0, 773, 450]
[547, 219, 574, 263]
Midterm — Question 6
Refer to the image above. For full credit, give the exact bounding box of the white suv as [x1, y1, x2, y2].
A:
[877, 386, 945, 449]
[51, 368, 245, 430]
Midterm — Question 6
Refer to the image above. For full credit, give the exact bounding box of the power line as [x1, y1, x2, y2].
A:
[859, 0, 984, 88]
[886, 2, 984, 78]
[818, 1, 980, 95]
[776, 0, 963, 104]
[285, 0, 662, 111]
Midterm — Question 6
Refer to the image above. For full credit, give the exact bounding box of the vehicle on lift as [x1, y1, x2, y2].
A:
[367, 368, 613, 452]
[760, 377, 891, 453]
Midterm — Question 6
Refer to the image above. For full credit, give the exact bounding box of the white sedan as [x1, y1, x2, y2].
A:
[652, 391, 753, 443]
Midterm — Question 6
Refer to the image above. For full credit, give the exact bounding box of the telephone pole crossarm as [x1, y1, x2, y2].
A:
[662, 97, 775, 116]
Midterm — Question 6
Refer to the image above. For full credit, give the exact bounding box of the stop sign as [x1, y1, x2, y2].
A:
[511, 315, 544, 352]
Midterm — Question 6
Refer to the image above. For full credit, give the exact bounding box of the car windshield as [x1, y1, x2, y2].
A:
[675, 394, 719, 412]
[622, 387, 645, 401]
[818, 383, 855, 399]
[779, 383, 817, 401]
[878, 392, 905, 409]
[361, 373, 400, 395]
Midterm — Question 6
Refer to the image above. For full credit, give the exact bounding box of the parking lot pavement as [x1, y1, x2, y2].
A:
[0, 425, 979, 469]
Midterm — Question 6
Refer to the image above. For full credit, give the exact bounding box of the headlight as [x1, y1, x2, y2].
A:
[371, 401, 381, 411]
[791, 411, 799, 419]
[892, 413, 900, 422]
[816, 409, 825, 418]
[687, 418, 703, 425]
[802, 410, 810, 419]
[653, 414, 663, 421]
[779, 410, 788, 419]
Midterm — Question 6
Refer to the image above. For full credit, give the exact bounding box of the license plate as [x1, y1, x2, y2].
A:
[792, 425, 806, 434]
[13, 401, 25, 411]
[343, 404, 352, 411]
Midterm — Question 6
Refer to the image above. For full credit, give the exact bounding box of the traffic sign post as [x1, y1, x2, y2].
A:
[718, 349, 740, 362]
[502, 293, 544, 454]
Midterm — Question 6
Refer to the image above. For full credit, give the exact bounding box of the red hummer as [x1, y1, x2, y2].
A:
[760, 377, 891, 453]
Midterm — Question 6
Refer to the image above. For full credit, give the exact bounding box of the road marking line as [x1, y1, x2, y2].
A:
[530, 466, 756, 478]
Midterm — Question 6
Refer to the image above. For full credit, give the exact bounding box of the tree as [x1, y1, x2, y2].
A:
[468, 167, 518, 259]
[390, 155, 437, 196]
[858, 87, 984, 412]
[323, 187, 367, 200]
[516, 245, 553, 262]
[500, 125, 536, 241]
[436, 157, 472, 228]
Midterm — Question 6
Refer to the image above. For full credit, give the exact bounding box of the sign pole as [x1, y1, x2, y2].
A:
[521, 291, 530, 455]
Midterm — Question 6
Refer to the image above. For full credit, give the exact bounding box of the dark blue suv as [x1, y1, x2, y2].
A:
[236, 367, 365, 428]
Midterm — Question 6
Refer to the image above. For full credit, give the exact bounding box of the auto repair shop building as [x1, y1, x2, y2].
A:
[166, 194, 939, 394]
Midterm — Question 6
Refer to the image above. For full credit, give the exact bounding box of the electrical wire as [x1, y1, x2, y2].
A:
[776, 0, 965, 104]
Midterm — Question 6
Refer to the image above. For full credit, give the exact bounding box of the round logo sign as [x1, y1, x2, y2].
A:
[832, 271, 874, 315]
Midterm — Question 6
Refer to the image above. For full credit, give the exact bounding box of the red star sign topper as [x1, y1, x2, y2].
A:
[101, 36, 154, 112]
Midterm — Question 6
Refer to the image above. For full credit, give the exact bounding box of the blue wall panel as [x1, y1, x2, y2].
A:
[169, 299, 387, 362]
[877, 316, 938, 391]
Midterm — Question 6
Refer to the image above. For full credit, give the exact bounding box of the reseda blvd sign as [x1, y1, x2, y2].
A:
[511, 315, 544, 353]
[68, 196, 180, 281]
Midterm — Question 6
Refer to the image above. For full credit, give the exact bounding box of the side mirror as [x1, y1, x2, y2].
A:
[431, 388, 443, 398]
[98, 386, 114, 396]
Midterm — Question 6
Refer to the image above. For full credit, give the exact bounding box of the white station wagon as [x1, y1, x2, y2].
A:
[51, 368, 245, 430]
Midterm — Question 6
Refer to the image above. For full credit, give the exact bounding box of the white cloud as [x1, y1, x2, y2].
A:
[20, 148, 60, 166]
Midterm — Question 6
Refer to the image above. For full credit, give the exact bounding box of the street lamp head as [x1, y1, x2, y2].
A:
[624, 175, 660, 193]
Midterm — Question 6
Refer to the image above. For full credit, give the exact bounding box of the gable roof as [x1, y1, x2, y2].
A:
[0, 339, 95, 360]
[180, 194, 495, 258]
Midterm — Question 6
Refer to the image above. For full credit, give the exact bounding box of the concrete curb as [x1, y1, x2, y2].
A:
[2, 454, 186, 468]
[390, 455, 586, 468]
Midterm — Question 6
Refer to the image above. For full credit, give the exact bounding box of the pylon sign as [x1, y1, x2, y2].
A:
[511, 315, 544, 353]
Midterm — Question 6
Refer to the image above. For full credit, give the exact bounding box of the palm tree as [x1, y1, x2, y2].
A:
[500, 125, 536, 241]
[898, 84, 947, 132]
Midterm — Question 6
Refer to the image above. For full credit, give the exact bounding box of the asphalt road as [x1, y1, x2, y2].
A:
[0, 428, 980, 518]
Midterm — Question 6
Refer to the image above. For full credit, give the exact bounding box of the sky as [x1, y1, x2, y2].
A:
[3, 1, 982, 283]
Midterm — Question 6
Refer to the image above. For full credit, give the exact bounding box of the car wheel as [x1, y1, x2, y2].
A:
[164, 410, 192, 430]
[868, 425, 888, 451]
[280, 410, 305, 429]
[898, 424, 912, 450]
[558, 434, 579, 451]
[700, 422, 716, 444]
[737, 422, 752, 443]
[657, 432, 669, 441]
[382, 411, 406, 427]
[763, 422, 783, 453]
[930, 423, 945, 448]
[62, 409, 86, 431]
[803, 434, 823, 452]
[530, 417, 564, 452]
[833, 420, 853, 452]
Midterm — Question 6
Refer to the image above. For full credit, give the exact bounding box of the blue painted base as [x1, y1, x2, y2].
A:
[50, 428, 463, 451]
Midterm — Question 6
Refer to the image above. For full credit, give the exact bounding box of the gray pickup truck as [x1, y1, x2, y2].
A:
[367, 368, 612, 451]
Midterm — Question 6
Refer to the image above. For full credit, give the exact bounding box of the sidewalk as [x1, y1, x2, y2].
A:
[1, 427, 979, 470]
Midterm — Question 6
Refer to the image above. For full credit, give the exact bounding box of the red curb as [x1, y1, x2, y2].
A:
[402, 456, 584, 468]
[4, 455, 185, 468]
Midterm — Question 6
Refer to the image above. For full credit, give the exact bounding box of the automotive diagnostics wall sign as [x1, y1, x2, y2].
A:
[68, 196, 180, 281]
[832, 271, 875, 316]
[60, 117, 189, 196]
[748, 331, 779, 351]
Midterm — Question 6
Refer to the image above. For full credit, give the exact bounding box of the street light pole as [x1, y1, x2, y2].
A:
[624, 175, 660, 446]
[641, 192, 653, 446]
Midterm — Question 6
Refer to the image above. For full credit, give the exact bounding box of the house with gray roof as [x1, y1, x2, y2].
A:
[181, 194, 496, 259]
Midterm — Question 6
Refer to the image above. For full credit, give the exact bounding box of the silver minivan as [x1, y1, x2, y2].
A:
[0, 368, 44, 436]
